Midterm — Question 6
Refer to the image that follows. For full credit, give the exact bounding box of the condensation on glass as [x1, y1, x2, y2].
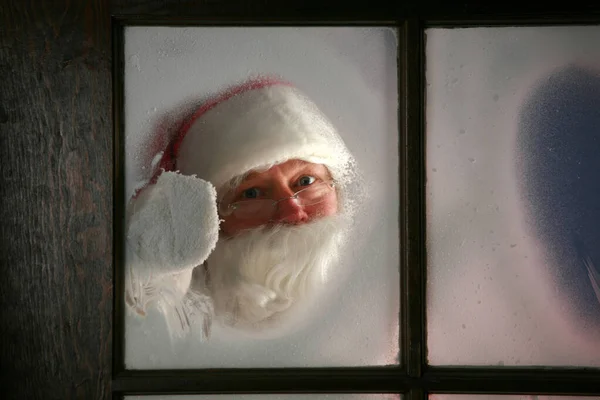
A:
[430, 395, 598, 400]
[123, 26, 400, 368]
[125, 395, 401, 400]
[426, 26, 600, 366]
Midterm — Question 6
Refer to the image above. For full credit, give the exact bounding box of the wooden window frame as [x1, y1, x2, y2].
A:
[111, 4, 600, 399]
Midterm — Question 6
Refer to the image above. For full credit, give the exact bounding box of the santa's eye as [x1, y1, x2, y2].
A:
[297, 175, 316, 186]
[241, 187, 262, 199]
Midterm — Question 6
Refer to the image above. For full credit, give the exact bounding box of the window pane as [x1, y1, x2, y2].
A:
[426, 26, 600, 365]
[430, 395, 597, 400]
[122, 26, 399, 368]
[125, 395, 401, 400]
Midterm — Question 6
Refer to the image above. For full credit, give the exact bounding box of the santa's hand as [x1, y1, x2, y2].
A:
[126, 171, 220, 276]
[124, 248, 214, 340]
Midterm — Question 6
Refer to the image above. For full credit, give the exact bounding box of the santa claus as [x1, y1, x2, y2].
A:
[124, 77, 362, 340]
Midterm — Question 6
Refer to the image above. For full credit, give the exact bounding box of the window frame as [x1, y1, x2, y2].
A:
[111, 6, 600, 399]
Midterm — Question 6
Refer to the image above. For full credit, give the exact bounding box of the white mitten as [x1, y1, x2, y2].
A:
[127, 171, 220, 275]
[124, 171, 220, 339]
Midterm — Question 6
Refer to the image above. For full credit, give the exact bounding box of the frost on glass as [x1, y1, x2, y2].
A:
[426, 26, 600, 366]
[430, 396, 598, 400]
[125, 395, 401, 400]
[123, 27, 399, 368]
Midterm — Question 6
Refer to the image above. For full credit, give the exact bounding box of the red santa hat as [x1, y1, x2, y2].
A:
[143, 77, 356, 201]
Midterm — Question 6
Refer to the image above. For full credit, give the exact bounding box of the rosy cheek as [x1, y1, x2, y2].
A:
[306, 196, 338, 219]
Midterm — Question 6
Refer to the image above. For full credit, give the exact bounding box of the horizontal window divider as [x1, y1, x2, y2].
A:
[111, 15, 400, 26]
[422, 14, 600, 27]
[423, 366, 600, 394]
[112, 366, 600, 395]
[112, 366, 406, 394]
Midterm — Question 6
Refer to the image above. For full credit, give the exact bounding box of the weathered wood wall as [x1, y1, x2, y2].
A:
[1, 1, 112, 399]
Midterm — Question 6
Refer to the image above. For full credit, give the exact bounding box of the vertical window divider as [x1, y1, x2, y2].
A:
[401, 17, 426, 386]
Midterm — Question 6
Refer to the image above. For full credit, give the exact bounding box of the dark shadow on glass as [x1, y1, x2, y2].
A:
[516, 65, 600, 333]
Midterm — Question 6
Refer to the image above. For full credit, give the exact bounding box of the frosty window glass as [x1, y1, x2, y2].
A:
[122, 26, 399, 368]
[426, 26, 600, 366]
[430, 395, 598, 400]
[125, 395, 401, 400]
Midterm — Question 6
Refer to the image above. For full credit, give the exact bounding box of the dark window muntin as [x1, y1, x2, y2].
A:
[111, 9, 600, 400]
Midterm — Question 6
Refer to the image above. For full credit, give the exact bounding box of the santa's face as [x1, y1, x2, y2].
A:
[218, 159, 338, 237]
[196, 159, 347, 332]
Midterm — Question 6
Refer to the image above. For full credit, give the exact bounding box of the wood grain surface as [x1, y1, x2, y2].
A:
[0, 1, 112, 399]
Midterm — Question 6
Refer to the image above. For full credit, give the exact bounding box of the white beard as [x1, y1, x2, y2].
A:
[202, 214, 349, 333]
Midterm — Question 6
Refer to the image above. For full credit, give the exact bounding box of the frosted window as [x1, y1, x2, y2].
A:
[125, 395, 401, 400]
[123, 27, 399, 368]
[426, 26, 600, 366]
[430, 396, 598, 400]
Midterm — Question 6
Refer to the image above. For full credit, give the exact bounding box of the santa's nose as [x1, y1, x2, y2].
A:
[272, 197, 309, 224]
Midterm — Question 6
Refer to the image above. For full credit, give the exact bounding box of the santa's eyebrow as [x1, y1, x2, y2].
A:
[237, 163, 303, 185]
[293, 163, 333, 181]
[284, 161, 330, 178]
[239, 171, 261, 182]
[228, 165, 272, 189]
[237, 168, 269, 185]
